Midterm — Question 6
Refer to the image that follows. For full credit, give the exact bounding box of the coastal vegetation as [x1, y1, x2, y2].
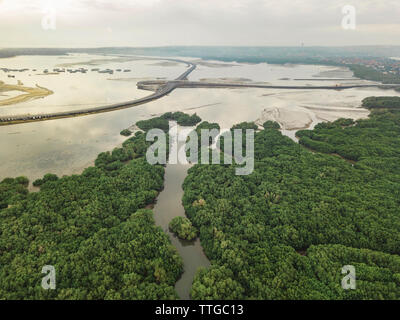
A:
[297, 109, 400, 162]
[120, 129, 132, 137]
[348, 65, 400, 84]
[169, 217, 198, 241]
[161, 112, 201, 127]
[231, 122, 258, 131]
[0, 124, 184, 299]
[32, 173, 59, 187]
[186, 121, 221, 164]
[0, 176, 29, 210]
[362, 96, 400, 109]
[183, 109, 400, 299]
[136, 112, 201, 132]
[263, 120, 281, 130]
[2, 107, 400, 300]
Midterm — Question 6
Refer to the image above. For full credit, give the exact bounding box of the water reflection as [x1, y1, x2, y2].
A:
[0, 54, 187, 115]
[1, 57, 400, 182]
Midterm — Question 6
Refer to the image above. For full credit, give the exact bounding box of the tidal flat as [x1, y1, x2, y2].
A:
[1, 54, 400, 182]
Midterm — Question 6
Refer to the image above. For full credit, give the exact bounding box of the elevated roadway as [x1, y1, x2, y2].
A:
[2, 59, 400, 126]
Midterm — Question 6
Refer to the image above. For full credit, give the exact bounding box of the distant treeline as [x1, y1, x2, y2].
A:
[362, 96, 400, 109]
[2, 45, 399, 63]
[0, 48, 69, 59]
[349, 64, 400, 84]
[3, 47, 400, 86]
[76, 46, 400, 61]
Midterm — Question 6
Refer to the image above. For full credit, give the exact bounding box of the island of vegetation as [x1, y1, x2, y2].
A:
[120, 129, 132, 137]
[169, 217, 198, 241]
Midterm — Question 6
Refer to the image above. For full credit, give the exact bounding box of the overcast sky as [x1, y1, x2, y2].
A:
[1, 0, 399, 47]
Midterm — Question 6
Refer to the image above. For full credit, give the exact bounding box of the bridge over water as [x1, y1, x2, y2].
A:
[1, 58, 399, 126]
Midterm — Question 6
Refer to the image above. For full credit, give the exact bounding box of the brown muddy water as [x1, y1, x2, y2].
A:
[152, 163, 210, 300]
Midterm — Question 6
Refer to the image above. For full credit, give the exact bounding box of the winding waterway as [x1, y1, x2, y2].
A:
[152, 163, 210, 300]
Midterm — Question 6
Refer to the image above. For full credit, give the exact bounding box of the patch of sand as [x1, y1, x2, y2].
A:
[255, 104, 370, 131]
[0, 81, 53, 107]
[256, 106, 313, 130]
[312, 109, 369, 123]
[312, 67, 354, 78]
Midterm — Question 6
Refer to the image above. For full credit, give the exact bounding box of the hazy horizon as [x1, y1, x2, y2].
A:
[2, 45, 400, 49]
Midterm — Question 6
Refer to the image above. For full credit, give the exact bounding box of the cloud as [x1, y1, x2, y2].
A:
[0, 0, 399, 47]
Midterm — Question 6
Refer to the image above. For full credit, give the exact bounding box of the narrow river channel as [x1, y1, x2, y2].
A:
[152, 162, 210, 300]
